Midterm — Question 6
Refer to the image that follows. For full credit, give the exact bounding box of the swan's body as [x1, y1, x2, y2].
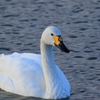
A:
[0, 26, 71, 99]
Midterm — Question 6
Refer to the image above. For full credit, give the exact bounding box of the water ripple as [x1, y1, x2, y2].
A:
[69, 35, 77, 38]
[3, 14, 19, 18]
[2, 24, 13, 27]
[0, 47, 11, 51]
[74, 56, 83, 58]
[87, 57, 98, 60]
[73, 21, 88, 24]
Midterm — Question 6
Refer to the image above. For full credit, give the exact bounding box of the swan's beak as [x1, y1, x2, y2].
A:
[53, 35, 70, 53]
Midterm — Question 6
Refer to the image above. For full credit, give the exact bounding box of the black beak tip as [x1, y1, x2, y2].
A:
[62, 49, 70, 53]
[55, 41, 70, 53]
[66, 50, 70, 53]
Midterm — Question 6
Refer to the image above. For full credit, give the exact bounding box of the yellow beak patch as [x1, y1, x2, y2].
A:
[53, 35, 63, 45]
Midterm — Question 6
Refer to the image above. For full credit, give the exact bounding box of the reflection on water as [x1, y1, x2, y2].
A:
[0, 0, 100, 100]
[0, 88, 70, 100]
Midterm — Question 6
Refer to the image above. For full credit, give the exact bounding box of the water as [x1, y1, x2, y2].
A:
[0, 0, 100, 100]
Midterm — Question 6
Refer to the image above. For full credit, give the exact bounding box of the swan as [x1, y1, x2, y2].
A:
[0, 26, 71, 99]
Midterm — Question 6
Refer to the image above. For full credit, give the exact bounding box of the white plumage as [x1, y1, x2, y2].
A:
[0, 26, 71, 99]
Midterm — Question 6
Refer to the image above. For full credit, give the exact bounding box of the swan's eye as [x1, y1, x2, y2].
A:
[51, 33, 53, 36]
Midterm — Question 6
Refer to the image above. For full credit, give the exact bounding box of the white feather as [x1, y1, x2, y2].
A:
[0, 26, 71, 99]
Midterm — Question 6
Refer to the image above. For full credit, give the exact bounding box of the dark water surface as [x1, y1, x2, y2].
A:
[0, 0, 100, 100]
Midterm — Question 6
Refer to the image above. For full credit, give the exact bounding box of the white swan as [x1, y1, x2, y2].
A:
[0, 26, 71, 99]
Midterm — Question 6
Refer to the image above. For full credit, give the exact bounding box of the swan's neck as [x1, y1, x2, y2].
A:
[40, 40, 60, 98]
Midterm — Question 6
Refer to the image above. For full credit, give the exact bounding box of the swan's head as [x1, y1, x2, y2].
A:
[42, 26, 70, 53]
